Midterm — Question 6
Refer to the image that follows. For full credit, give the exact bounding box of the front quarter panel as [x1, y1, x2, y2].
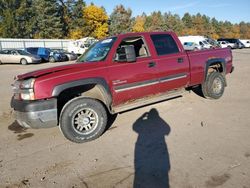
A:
[33, 63, 109, 100]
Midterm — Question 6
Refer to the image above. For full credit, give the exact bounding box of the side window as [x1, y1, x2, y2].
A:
[1, 50, 7, 54]
[28, 48, 38, 54]
[116, 36, 149, 60]
[150, 34, 179, 56]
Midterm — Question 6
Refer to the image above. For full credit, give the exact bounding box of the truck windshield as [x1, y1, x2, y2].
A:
[78, 37, 116, 62]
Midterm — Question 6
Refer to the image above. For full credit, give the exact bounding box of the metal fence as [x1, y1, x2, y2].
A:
[0, 38, 72, 50]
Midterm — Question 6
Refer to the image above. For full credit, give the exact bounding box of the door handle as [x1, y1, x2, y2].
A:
[177, 58, 184, 63]
[148, 62, 156, 68]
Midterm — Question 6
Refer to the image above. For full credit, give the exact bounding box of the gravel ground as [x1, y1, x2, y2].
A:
[0, 50, 250, 188]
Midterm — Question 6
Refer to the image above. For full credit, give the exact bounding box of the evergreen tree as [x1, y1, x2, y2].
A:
[182, 13, 193, 29]
[68, 0, 86, 39]
[162, 13, 184, 35]
[144, 11, 164, 31]
[109, 5, 132, 35]
[0, 0, 20, 38]
[16, 0, 36, 38]
[33, 0, 63, 39]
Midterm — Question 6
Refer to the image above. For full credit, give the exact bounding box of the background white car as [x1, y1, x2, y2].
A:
[218, 41, 232, 48]
[0, 49, 41, 65]
[240, 39, 250, 48]
[183, 42, 201, 51]
[179, 35, 212, 50]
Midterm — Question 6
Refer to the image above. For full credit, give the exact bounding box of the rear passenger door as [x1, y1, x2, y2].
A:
[0, 50, 9, 63]
[9, 50, 20, 63]
[150, 34, 190, 93]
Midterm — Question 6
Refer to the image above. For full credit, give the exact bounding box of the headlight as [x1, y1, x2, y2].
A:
[12, 78, 35, 100]
[20, 78, 35, 89]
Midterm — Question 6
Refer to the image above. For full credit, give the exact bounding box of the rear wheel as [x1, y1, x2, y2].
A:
[201, 72, 226, 99]
[20, 58, 28, 65]
[59, 97, 108, 143]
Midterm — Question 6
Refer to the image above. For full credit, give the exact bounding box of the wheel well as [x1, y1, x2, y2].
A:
[207, 62, 224, 74]
[20, 58, 26, 62]
[57, 84, 111, 123]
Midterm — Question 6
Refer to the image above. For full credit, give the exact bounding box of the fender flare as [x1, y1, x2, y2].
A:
[52, 78, 112, 107]
[204, 58, 226, 81]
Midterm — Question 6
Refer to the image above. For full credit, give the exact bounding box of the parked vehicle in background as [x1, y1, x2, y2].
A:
[217, 38, 244, 49]
[205, 38, 221, 48]
[11, 31, 234, 143]
[0, 49, 41, 65]
[26, 47, 69, 63]
[179, 36, 213, 49]
[26, 47, 51, 62]
[218, 41, 232, 48]
[49, 49, 68, 63]
[240, 39, 250, 48]
[68, 37, 98, 55]
[183, 42, 200, 51]
[54, 49, 78, 61]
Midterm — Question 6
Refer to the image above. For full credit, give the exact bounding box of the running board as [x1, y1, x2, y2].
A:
[112, 88, 186, 113]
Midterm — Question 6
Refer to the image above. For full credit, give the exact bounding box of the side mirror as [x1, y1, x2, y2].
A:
[115, 45, 136, 62]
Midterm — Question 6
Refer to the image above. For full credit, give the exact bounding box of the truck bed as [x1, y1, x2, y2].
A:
[186, 47, 233, 86]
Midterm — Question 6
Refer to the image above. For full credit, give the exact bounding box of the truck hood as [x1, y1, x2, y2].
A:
[16, 63, 84, 80]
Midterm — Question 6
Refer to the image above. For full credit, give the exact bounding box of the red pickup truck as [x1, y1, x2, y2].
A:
[11, 32, 234, 143]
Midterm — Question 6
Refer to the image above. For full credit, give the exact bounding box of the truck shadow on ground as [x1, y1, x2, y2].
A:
[133, 108, 171, 188]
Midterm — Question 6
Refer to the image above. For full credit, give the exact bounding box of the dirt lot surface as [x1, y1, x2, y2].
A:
[0, 50, 250, 188]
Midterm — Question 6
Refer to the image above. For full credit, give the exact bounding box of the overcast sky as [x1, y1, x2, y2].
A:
[85, 0, 250, 23]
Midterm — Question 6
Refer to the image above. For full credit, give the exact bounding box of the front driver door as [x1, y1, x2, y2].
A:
[108, 35, 159, 106]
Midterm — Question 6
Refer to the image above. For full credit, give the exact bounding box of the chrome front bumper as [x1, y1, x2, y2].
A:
[15, 109, 57, 128]
[11, 98, 57, 129]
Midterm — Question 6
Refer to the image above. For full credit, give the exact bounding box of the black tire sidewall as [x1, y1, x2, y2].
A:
[204, 72, 225, 99]
[60, 98, 107, 143]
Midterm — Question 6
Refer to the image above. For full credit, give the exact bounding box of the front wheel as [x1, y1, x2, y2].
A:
[201, 72, 226, 99]
[59, 97, 108, 143]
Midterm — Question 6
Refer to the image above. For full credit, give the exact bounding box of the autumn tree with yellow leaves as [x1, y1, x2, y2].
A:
[132, 16, 145, 32]
[83, 4, 109, 39]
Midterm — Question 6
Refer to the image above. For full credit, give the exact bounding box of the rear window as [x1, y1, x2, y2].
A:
[1, 50, 11, 54]
[219, 39, 238, 43]
[150, 34, 179, 56]
[27, 48, 38, 54]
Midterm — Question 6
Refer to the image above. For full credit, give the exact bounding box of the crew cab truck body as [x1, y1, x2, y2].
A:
[11, 32, 234, 143]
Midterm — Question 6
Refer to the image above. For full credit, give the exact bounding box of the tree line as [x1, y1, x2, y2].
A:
[0, 0, 250, 39]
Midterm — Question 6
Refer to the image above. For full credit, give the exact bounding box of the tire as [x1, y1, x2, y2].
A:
[201, 72, 226, 99]
[59, 97, 108, 143]
[49, 57, 56, 63]
[20, 58, 28, 65]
